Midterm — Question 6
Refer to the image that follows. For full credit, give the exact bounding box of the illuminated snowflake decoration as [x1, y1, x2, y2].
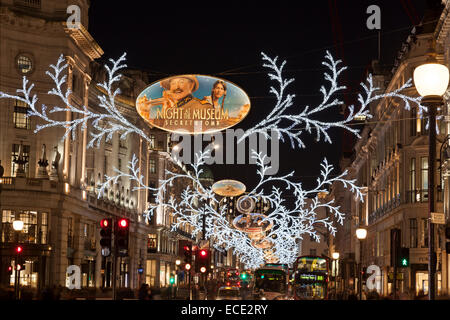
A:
[0, 51, 425, 268]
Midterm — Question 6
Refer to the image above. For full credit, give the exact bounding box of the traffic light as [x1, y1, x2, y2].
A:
[14, 245, 24, 270]
[195, 249, 209, 273]
[185, 263, 191, 271]
[116, 218, 129, 256]
[169, 275, 175, 285]
[100, 218, 112, 257]
[445, 225, 450, 252]
[14, 245, 23, 254]
[398, 247, 410, 267]
[7, 266, 13, 276]
[183, 244, 192, 264]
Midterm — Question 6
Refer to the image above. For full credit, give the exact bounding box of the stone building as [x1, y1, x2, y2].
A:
[331, 1, 450, 297]
[0, 0, 233, 295]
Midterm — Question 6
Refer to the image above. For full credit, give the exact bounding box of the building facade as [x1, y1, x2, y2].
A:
[332, 1, 450, 297]
[0, 0, 234, 297]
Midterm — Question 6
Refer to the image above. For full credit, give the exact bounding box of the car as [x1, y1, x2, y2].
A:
[215, 286, 242, 300]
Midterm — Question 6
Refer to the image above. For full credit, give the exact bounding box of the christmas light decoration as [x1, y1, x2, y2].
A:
[0, 51, 426, 268]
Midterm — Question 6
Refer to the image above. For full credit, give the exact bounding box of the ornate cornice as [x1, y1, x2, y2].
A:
[64, 23, 104, 61]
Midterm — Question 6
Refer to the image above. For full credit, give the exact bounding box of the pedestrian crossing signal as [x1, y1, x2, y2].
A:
[398, 247, 409, 267]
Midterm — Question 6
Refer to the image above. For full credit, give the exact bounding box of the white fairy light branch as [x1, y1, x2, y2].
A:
[0, 51, 426, 268]
[238, 51, 425, 149]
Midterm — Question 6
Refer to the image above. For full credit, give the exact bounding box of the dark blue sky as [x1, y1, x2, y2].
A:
[89, 0, 431, 189]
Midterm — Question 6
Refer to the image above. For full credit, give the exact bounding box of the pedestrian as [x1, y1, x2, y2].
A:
[138, 283, 149, 300]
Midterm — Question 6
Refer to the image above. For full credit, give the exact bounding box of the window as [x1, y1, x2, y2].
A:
[421, 157, 428, 201]
[11, 144, 30, 176]
[13, 99, 31, 129]
[0, 210, 47, 244]
[410, 108, 417, 136]
[409, 218, 418, 248]
[409, 158, 416, 202]
[67, 217, 74, 248]
[149, 159, 156, 174]
[19, 211, 38, 243]
[147, 234, 157, 253]
[16, 54, 33, 74]
[72, 72, 78, 94]
[146, 259, 156, 287]
[149, 134, 155, 149]
[147, 181, 156, 204]
[41, 212, 48, 244]
[1, 210, 15, 242]
[421, 218, 428, 248]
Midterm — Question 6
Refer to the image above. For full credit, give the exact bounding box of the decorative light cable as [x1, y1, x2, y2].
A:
[0, 51, 426, 268]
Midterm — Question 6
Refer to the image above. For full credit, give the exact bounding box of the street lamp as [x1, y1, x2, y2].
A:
[413, 43, 449, 300]
[332, 252, 340, 299]
[12, 219, 24, 300]
[356, 228, 367, 300]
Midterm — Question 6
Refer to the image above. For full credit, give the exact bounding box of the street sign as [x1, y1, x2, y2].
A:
[431, 212, 445, 225]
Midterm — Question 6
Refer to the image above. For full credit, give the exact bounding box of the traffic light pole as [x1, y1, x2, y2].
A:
[14, 252, 19, 300]
[188, 270, 192, 300]
[112, 219, 118, 300]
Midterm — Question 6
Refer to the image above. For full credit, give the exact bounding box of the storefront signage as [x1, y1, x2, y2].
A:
[136, 75, 250, 134]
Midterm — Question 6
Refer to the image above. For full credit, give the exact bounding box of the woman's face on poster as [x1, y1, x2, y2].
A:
[213, 83, 226, 99]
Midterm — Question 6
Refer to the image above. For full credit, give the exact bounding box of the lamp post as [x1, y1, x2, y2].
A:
[12, 220, 24, 300]
[356, 228, 367, 300]
[414, 43, 449, 300]
[332, 252, 340, 299]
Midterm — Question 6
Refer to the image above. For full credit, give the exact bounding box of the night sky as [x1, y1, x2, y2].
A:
[88, 0, 429, 191]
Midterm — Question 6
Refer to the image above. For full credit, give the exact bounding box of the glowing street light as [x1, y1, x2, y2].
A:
[413, 42, 449, 300]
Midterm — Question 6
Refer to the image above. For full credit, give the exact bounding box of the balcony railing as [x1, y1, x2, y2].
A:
[14, 0, 41, 9]
[406, 188, 443, 204]
[369, 193, 401, 224]
[369, 188, 443, 224]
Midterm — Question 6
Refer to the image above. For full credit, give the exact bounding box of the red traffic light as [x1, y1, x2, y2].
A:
[100, 219, 110, 228]
[199, 249, 207, 257]
[15, 246, 23, 254]
[118, 218, 129, 229]
[183, 245, 191, 251]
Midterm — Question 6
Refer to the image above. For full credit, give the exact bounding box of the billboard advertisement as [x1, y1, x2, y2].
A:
[136, 75, 250, 134]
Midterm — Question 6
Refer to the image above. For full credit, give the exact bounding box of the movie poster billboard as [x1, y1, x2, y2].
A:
[136, 75, 250, 134]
